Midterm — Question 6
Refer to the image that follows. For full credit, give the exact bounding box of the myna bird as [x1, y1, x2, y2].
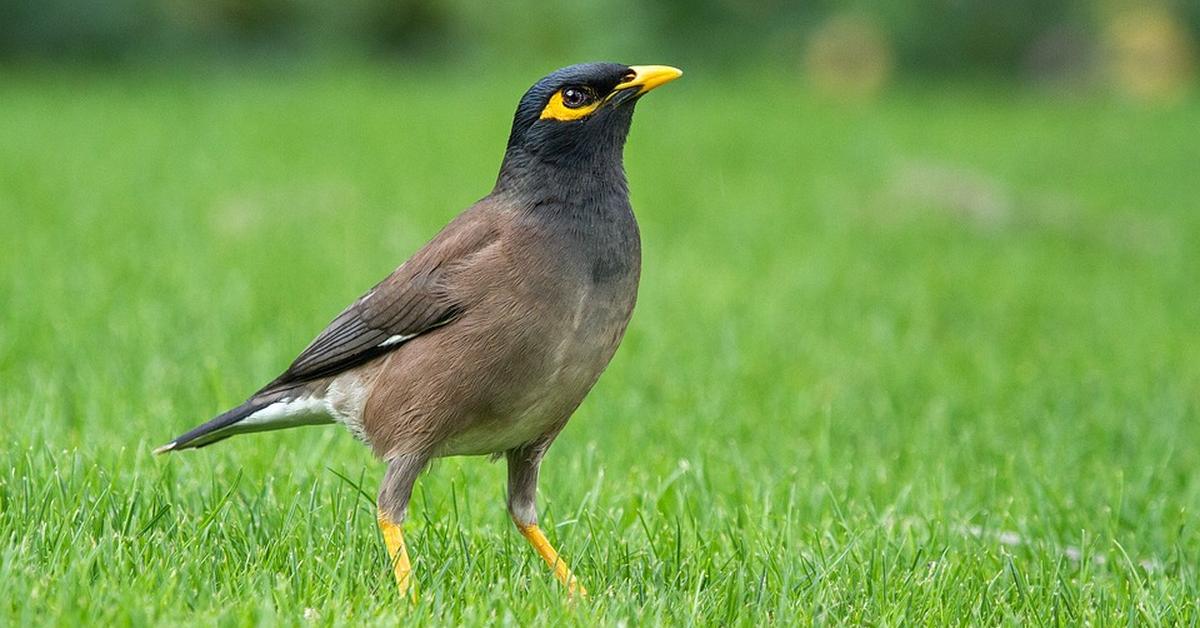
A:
[156, 62, 682, 598]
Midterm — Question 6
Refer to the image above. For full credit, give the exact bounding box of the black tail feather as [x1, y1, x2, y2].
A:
[154, 394, 280, 454]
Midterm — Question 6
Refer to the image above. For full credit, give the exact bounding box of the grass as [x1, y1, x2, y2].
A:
[2, 63, 1199, 624]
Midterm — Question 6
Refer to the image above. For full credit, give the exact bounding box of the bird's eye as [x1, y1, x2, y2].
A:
[561, 87, 593, 109]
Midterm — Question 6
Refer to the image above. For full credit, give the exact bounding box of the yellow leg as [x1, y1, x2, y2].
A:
[377, 509, 415, 600]
[515, 521, 587, 597]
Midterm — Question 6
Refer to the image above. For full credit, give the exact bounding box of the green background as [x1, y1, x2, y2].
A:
[2, 2, 1199, 625]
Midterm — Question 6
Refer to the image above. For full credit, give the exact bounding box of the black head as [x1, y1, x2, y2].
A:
[500, 63, 682, 180]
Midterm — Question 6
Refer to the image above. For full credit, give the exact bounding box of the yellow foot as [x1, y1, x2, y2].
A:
[516, 521, 587, 597]
[377, 509, 416, 600]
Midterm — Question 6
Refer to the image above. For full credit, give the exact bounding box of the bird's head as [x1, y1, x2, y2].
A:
[501, 63, 682, 178]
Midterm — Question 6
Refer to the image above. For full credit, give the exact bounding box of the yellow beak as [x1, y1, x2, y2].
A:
[615, 65, 684, 94]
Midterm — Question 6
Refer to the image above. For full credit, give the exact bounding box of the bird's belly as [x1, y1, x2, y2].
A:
[435, 287, 634, 458]
[434, 365, 597, 457]
[434, 408, 560, 457]
[438, 356, 607, 457]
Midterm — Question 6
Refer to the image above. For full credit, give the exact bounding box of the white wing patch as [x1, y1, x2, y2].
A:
[380, 333, 416, 348]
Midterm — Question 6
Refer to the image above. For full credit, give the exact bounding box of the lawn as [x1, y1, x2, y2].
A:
[2, 64, 1199, 624]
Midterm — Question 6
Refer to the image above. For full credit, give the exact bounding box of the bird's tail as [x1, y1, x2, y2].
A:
[154, 388, 325, 454]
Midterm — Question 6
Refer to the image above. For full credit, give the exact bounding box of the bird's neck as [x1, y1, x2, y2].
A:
[493, 148, 630, 211]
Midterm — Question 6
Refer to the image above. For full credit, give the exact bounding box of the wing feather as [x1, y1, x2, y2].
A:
[261, 206, 499, 391]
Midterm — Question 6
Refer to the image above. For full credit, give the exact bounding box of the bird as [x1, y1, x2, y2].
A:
[155, 62, 681, 598]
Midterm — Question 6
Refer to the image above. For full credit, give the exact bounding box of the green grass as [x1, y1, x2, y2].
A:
[2, 64, 1199, 625]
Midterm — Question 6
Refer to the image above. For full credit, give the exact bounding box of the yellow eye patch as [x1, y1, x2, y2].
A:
[539, 90, 602, 121]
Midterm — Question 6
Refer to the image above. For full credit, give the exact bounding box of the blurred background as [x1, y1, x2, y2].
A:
[1, 0, 1197, 101]
[3, 0, 1200, 623]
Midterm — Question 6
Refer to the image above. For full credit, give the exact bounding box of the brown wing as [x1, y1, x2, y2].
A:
[262, 205, 500, 390]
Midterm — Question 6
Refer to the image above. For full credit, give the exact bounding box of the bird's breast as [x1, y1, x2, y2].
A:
[432, 245, 638, 457]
